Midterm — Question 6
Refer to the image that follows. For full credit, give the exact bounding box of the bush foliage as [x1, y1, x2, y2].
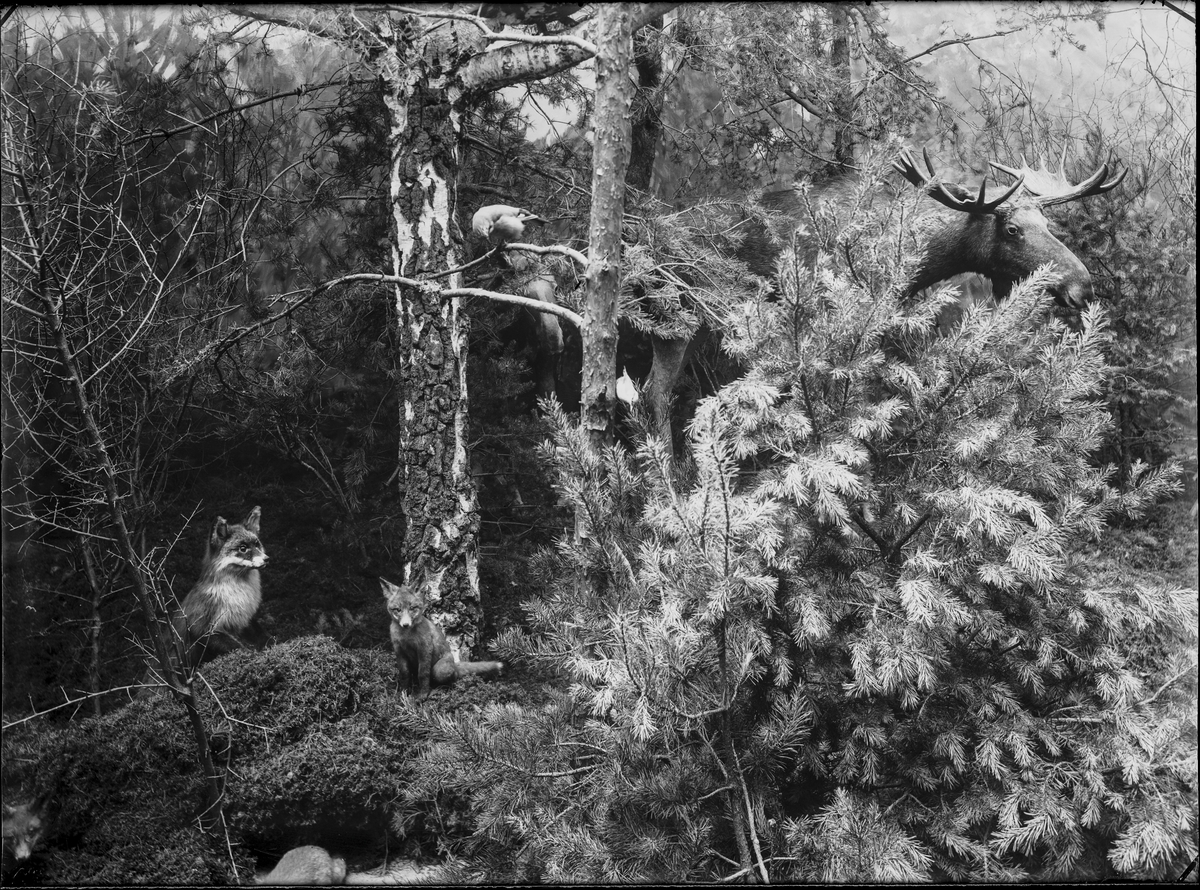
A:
[392, 158, 1194, 882]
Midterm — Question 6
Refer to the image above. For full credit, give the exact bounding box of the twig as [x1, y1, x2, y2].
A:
[123, 79, 357, 145]
[389, 5, 598, 54]
[504, 241, 590, 269]
[2, 685, 150, 728]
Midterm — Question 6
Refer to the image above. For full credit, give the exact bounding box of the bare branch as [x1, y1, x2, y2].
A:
[123, 78, 361, 145]
[1158, 1, 1196, 23]
[461, 2, 677, 95]
[899, 25, 1029, 67]
[219, 4, 348, 41]
[390, 4, 598, 54]
[504, 241, 590, 269]
[168, 270, 584, 387]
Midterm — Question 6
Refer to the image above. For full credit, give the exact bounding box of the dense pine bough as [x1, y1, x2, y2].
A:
[394, 159, 1195, 883]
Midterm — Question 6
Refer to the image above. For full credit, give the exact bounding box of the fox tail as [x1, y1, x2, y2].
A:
[455, 659, 503, 679]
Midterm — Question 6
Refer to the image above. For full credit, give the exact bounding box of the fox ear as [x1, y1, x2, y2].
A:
[210, 517, 230, 547]
[242, 506, 261, 534]
[380, 577, 399, 596]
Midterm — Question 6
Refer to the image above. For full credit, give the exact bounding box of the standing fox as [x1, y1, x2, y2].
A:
[382, 564, 503, 700]
[174, 506, 268, 669]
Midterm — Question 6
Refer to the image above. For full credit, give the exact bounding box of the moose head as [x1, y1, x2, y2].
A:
[894, 147, 1125, 308]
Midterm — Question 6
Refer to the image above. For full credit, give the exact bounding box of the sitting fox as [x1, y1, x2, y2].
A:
[259, 845, 346, 885]
[142, 508, 268, 691]
[175, 506, 268, 668]
[382, 564, 503, 701]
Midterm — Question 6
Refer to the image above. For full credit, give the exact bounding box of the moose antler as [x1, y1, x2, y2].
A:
[989, 147, 1126, 207]
[893, 147, 1024, 214]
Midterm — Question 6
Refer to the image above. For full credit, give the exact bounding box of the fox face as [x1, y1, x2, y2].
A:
[381, 564, 502, 699]
[3, 801, 47, 861]
[382, 578, 427, 629]
[206, 506, 267, 574]
[179, 507, 267, 660]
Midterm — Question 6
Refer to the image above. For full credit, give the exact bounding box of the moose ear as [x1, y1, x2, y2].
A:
[242, 506, 261, 534]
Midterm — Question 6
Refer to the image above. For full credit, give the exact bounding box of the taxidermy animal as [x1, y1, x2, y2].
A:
[890, 147, 1124, 308]
[644, 148, 1126, 447]
[471, 204, 541, 245]
[174, 506, 268, 670]
[2, 795, 50, 862]
[382, 566, 504, 701]
[259, 846, 346, 885]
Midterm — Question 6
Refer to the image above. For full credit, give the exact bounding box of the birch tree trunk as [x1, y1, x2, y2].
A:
[376, 15, 482, 652]
[581, 4, 637, 449]
[225, 3, 675, 648]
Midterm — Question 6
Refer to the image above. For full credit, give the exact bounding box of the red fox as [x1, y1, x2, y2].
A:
[381, 564, 503, 700]
[259, 845, 346, 885]
[2, 796, 49, 862]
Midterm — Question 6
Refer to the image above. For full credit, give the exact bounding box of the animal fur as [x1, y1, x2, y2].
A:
[259, 846, 346, 885]
[381, 565, 503, 700]
[2, 794, 50, 862]
[174, 506, 268, 668]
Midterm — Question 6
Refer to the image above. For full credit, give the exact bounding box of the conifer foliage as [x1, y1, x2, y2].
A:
[396, 159, 1194, 882]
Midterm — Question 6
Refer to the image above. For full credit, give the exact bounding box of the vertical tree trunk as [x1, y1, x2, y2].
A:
[628, 14, 665, 192]
[628, 10, 686, 451]
[829, 4, 855, 171]
[581, 4, 637, 449]
[378, 18, 483, 653]
[78, 536, 105, 717]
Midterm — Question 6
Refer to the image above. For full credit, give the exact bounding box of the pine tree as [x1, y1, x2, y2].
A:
[395, 153, 1194, 882]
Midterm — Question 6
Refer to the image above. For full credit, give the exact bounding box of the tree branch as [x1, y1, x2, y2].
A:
[123, 78, 363, 145]
[461, 2, 677, 95]
[390, 4, 598, 54]
[220, 4, 348, 41]
[169, 270, 584, 386]
[1159, 1, 1196, 23]
[505, 241, 590, 269]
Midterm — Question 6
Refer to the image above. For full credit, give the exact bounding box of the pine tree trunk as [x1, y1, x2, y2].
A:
[829, 4, 855, 171]
[378, 22, 483, 653]
[581, 4, 637, 449]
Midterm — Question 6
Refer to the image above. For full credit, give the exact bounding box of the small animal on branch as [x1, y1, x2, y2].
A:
[382, 563, 503, 701]
[259, 845, 345, 885]
[471, 204, 542, 246]
[174, 506, 269, 670]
